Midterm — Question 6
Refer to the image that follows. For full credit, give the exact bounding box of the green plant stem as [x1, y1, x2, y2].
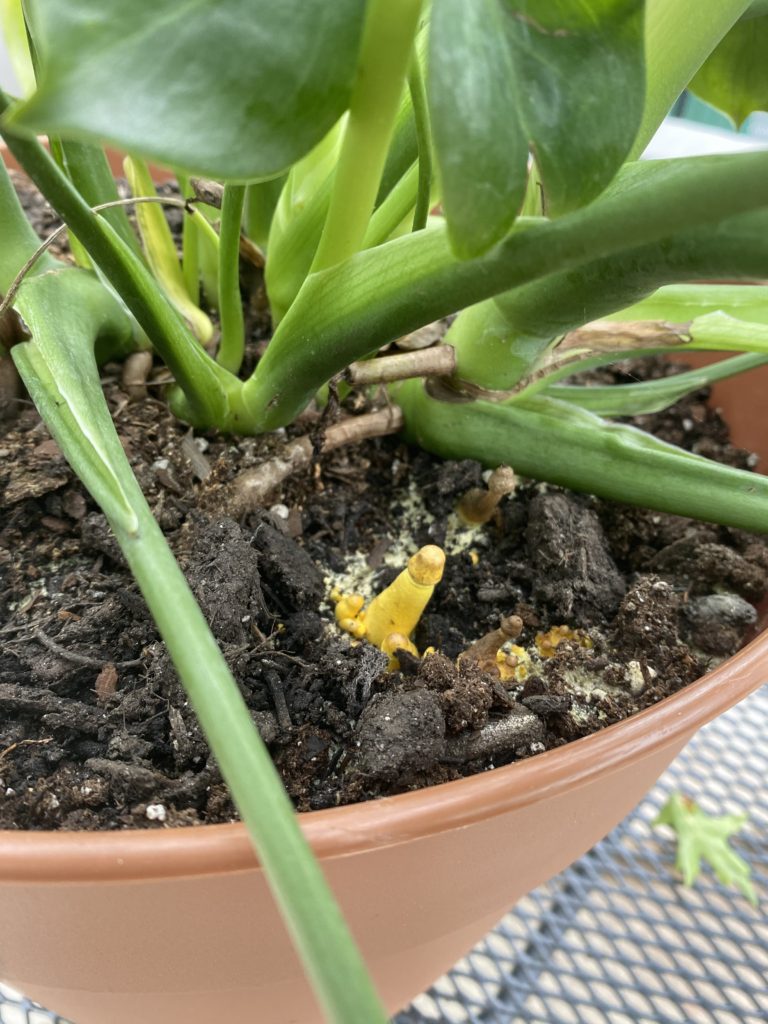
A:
[631, 0, 750, 158]
[0, 155, 58, 292]
[310, 0, 423, 272]
[239, 153, 768, 433]
[244, 175, 286, 251]
[0, 92, 235, 424]
[217, 182, 246, 373]
[176, 172, 200, 304]
[408, 53, 431, 231]
[12, 266, 388, 1024]
[117, 514, 388, 1024]
[545, 352, 768, 416]
[362, 161, 418, 248]
[393, 378, 768, 532]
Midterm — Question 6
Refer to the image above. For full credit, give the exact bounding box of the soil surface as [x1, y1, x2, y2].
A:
[1, 176, 767, 831]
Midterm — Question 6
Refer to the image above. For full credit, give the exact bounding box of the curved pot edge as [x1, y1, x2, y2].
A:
[1, 625, 765, 882]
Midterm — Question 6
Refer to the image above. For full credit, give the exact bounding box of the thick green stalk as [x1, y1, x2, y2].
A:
[311, 0, 423, 272]
[58, 139, 142, 256]
[407, 54, 432, 231]
[217, 183, 246, 373]
[631, 0, 750, 157]
[394, 378, 768, 533]
[0, 95, 235, 424]
[362, 161, 418, 248]
[449, 206, 768, 391]
[11, 267, 388, 1024]
[0, 155, 58, 291]
[244, 175, 286, 251]
[239, 154, 768, 432]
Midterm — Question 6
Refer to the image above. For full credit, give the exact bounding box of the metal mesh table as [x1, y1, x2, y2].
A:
[3, 686, 766, 1024]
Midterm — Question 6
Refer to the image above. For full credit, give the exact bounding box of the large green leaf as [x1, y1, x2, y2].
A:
[689, 12, 768, 125]
[10, 0, 366, 179]
[428, 0, 645, 258]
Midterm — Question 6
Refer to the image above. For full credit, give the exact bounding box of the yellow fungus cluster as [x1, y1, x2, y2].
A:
[535, 625, 593, 659]
[332, 545, 445, 668]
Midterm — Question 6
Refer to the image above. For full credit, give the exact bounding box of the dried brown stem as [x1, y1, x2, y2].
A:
[445, 706, 544, 762]
[190, 178, 224, 209]
[346, 346, 455, 386]
[33, 629, 144, 669]
[557, 319, 689, 354]
[227, 406, 404, 514]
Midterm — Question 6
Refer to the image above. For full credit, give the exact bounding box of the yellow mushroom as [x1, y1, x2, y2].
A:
[381, 632, 419, 671]
[363, 545, 445, 649]
[457, 465, 516, 525]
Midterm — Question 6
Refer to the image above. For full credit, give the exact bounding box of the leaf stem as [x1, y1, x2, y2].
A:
[407, 52, 432, 232]
[12, 272, 388, 1024]
[217, 183, 246, 373]
[310, 0, 423, 272]
[0, 94, 235, 425]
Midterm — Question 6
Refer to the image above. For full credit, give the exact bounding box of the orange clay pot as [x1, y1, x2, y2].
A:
[2, 146, 768, 1022]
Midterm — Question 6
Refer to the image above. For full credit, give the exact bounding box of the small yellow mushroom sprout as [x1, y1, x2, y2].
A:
[535, 625, 593, 659]
[331, 545, 446, 661]
[457, 465, 516, 525]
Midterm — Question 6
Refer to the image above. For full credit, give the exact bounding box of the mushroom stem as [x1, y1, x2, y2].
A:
[457, 465, 516, 524]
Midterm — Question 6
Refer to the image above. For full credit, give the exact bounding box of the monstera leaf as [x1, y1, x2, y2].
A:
[689, 6, 768, 125]
[8, 0, 366, 180]
[428, 0, 645, 258]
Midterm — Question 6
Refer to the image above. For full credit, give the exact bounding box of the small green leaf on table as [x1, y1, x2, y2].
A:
[654, 792, 758, 906]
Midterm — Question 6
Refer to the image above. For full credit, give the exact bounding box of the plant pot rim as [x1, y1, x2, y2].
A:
[1, 628, 765, 882]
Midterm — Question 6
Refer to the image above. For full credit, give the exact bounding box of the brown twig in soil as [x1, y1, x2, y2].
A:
[263, 668, 293, 732]
[0, 737, 52, 764]
[33, 629, 144, 669]
[346, 345, 456, 386]
[225, 405, 404, 515]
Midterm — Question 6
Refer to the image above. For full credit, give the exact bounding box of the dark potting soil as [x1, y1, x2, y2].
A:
[1, 176, 767, 831]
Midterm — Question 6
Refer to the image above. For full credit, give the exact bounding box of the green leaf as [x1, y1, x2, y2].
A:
[630, 0, 750, 158]
[689, 13, 768, 125]
[428, 0, 645, 257]
[10, 0, 366, 180]
[607, 282, 768, 325]
[451, 158, 768, 389]
[655, 794, 758, 905]
[394, 379, 768, 533]
[124, 155, 213, 344]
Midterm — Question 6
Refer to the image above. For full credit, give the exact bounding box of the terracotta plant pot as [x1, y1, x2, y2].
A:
[0, 364, 766, 1024]
[2, 144, 768, 1022]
